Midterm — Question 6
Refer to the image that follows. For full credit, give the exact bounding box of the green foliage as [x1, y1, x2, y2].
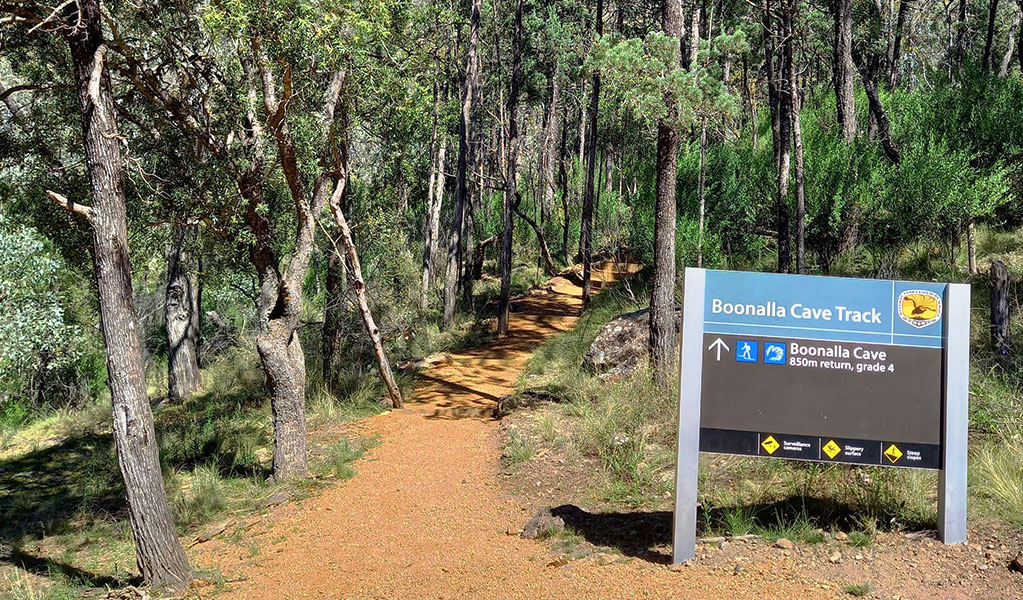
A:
[846, 530, 874, 547]
[0, 219, 103, 424]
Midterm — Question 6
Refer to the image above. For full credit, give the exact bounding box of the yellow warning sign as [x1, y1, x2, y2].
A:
[761, 435, 780, 455]
[884, 443, 904, 464]
[823, 440, 842, 459]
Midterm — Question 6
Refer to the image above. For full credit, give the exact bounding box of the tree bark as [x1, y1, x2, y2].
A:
[999, 1, 1023, 77]
[538, 64, 561, 222]
[326, 180, 404, 408]
[63, 0, 192, 589]
[789, 6, 807, 274]
[769, 0, 793, 273]
[650, 0, 683, 386]
[322, 225, 346, 392]
[854, 51, 901, 164]
[498, 0, 524, 336]
[991, 260, 1011, 357]
[249, 46, 344, 480]
[983, 0, 1001, 72]
[581, 0, 603, 307]
[421, 76, 445, 312]
[472, 231, 501, 280]
[952, 0, 969, 77]
[513, 194, 558, 276]
[834, 0, 857, 140]
[890, 0, 913, 88]
[558, 107, 571, 266]
[697, 117, 708, 267]
[444, 0, 480, 328]
[967, 220, 979, 275]
[166, 223, 202, 401]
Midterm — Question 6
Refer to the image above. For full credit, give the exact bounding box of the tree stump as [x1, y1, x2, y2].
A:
[990, 260, 1011, 357]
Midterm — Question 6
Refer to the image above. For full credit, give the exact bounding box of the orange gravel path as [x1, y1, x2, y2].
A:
[197, 262, 837, 599]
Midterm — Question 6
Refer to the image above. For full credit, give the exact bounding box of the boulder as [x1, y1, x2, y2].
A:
[521, 507, 566, 539]
[583, 307, 680, 379]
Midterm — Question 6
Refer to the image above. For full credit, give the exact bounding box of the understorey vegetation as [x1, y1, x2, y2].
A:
[2, 0, 1023, 596]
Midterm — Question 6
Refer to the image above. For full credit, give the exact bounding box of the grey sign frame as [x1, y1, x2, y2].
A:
[672, 268, 970, 564]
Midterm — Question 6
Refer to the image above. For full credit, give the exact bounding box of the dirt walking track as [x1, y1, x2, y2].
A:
[198, 262, 836, 599]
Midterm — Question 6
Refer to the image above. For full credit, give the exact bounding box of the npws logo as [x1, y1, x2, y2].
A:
[898, 290, 942, 329]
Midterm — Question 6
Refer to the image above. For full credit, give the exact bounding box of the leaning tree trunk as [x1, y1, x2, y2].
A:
[61, 0, 192, 589]
[166, 223, 202, 401]
[498, 0, 524, 336]
[581, 0, 603, 307]
[649, 0, 684, 386]
[444, 0, 480, 328]
[513, 195, 558, 276]
[327, 182, 404, 408]
[854, 51, 901, 164]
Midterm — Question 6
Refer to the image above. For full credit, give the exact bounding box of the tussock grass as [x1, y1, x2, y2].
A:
[312, 438, 379, 480]
[972, 424, 1023, 525]
[504, 430, 538, 465]
[844, 582, 873, 597]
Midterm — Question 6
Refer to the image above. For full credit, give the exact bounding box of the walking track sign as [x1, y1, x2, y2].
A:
[672, 268, 970, 563]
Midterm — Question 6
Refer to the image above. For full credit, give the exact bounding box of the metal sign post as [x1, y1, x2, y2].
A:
[672, 268, 970, 564]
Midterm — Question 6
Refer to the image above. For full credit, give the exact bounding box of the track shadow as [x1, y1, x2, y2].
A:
[550, 505, 674, 564]
[546, 495, 935, 564]
[0, 546, 133, 589]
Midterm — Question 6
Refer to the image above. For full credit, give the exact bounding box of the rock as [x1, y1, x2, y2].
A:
[521, 507, 566, 539]
[718, 540, 730, 549]
[583, 307, 680, 379]
[775, 538, 795, 550]
[104, 587, 151, 600]
[265, 491, 290, 507]
[829, 552, 843, 564]
[1008, 550, 1023, 574]
[733, 563, 743, 575]
[397, 352, 452, 371]
[495, 390, 564, 418]
[836, 531, 849, 541]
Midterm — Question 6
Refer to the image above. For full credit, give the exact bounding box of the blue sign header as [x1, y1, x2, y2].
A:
[702, 270, 947, 348]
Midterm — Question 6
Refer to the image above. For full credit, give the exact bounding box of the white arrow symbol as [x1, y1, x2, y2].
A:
[708, 338, 729, 361]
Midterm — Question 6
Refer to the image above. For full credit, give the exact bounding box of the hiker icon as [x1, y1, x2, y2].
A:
[735, 340, 758, 363]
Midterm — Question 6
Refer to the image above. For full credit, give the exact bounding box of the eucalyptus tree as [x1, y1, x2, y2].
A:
[648, 0, 684, 385]
[580, 0, 602, 308]
[497, 0, 523, 335]
[0, 0, 193, 589]
[106, 0, 401, 476]
[444, 0, 481, 328]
